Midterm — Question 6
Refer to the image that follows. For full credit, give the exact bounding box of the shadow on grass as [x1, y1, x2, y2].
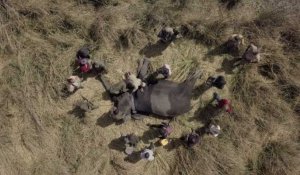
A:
[68, 106, 86, 119]
[139, 40, 171, 58]
[108, 136, 124, 152]
[216, 57, 243, 74]
[140, 128, 158, 144]
[189, 103, 221, 124]
[96, 112, 124, 128]
[124, 151, 141, 164]
[193, 83, 211, 99]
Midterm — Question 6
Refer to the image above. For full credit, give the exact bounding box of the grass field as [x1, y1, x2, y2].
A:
[0, 0, 299, 175]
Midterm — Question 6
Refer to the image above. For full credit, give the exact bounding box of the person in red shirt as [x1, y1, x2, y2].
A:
[213, 92, 233, 113]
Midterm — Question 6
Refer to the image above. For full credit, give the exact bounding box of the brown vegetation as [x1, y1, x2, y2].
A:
[0, 0, 299, 175]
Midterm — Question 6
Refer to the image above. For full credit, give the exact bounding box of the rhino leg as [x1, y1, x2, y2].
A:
[137, 58, 150, 81]
[132, 114, 148, 120]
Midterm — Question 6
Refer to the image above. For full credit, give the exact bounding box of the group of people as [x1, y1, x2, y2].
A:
[64, 25, 261, 161]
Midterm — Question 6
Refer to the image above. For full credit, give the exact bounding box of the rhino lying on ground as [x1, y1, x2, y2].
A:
[99, 58, 202, 121]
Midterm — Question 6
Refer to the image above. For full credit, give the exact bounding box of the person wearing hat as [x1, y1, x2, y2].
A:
[157, 26, 180, 43]
[182, 130, 200, 148]
[225, 34, 244, 53]
[206, 124, 221, 137]
[140, 143, 155, 161]
[123, 133, 140, 155]
[76, 47, 90, 64]
[146, 64, 172, 84]
[76, 47, 93, 73]
[242, 43, 261, 63]
[206, 75, 226, 89]
[66, 75, 83, 93]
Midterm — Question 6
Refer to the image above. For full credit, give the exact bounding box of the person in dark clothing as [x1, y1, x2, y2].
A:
[206, 75, 226, 89]
[148, 122, 173, 139]
[137, 58, 172, 85]
[76, 47, 90, 60]
[182, 131, 200, 148]
[157, 26, 180, 43]
[225, 34, 244, 53]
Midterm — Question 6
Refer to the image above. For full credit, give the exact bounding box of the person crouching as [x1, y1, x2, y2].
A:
[66, 75, 83, 93]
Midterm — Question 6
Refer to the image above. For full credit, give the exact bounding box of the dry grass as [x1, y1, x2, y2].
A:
[0, 0, 299, 175]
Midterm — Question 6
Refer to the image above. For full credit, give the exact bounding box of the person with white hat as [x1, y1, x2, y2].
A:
[140, 143, 155, 161]
[206, 124, 221, 137]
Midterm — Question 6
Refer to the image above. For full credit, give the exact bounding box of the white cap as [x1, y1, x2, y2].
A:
[140, 149, 154, 161]
[210, 125, 221, 137]
[164, 64, 172, 76]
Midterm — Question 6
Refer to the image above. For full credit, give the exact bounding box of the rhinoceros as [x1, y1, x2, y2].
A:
[99, 58, 201, 121]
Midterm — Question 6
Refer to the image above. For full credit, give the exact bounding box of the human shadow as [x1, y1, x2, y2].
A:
[68, 105, 86, 119]
[101, 91, 111, 101]
[216, 57, 242, 74]
[195, 125, 208, 137]
[219, 0, 241, 10]
[96, 112, 117, 128]
[205, 43, 240, 62]
[108, 137, 124, 152]
[164, 138, 182, 151]
[193, 83, 210, 99]
[204, 44, 228, 62]
[139, 40, 172, 58]
[189, 103, 221, 124]
[124, 151, 141, 163]
[141, 128, 159, 144]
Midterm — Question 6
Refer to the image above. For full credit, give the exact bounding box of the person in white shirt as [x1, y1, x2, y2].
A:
[66, 75, 82, 93]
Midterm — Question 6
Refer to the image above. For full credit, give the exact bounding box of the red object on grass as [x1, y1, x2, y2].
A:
[80, 64, 91, 73]
[217, 99, 233, 113]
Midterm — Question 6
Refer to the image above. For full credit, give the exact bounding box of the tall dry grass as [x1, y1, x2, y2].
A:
[0, 0, 299, 175]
